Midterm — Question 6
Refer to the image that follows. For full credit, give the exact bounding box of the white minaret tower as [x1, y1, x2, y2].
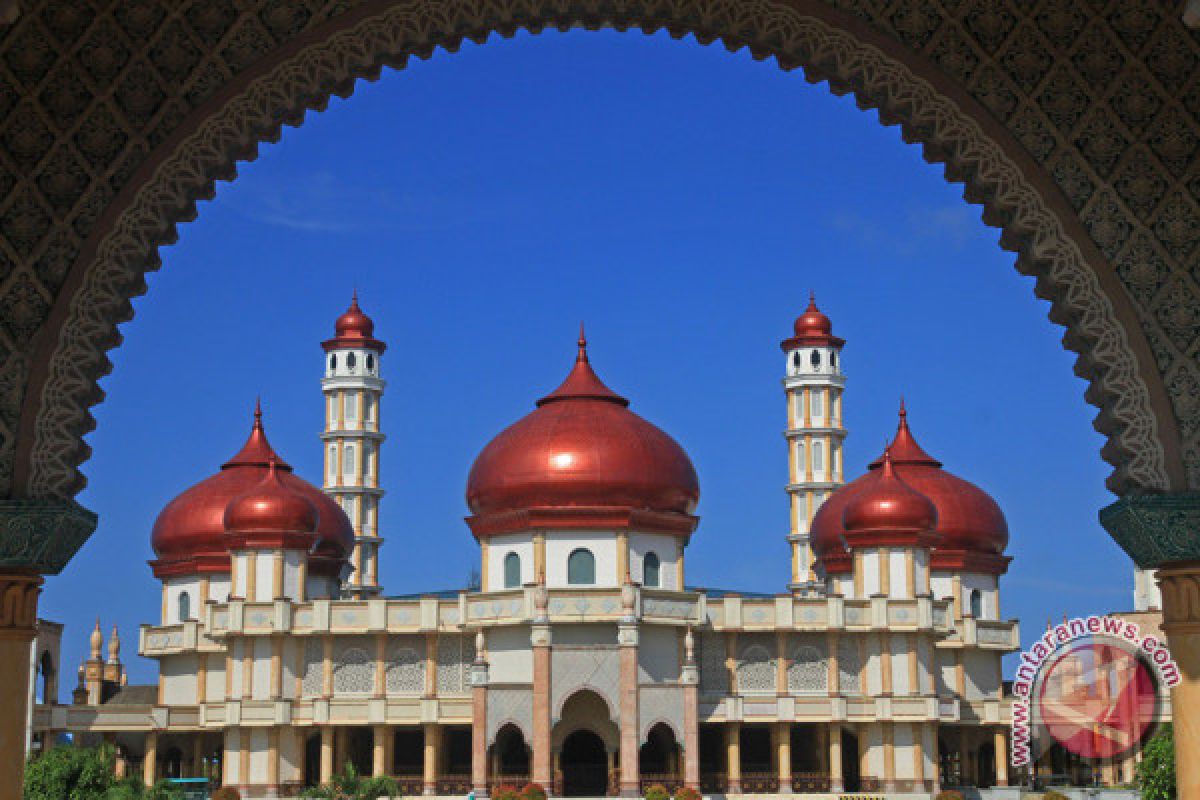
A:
[322, 293, 387, 597]
[781, 294, 847, 595]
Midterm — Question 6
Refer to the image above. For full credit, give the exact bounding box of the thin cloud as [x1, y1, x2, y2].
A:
[826, 204, 983, 254]
[223, 169, 451, 234]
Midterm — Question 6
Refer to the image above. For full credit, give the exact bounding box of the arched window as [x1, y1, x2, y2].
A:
[329, 354, 337, 371]
[812, 441, 824, 472]
[366, 354, 375, 372]
[346, 352, 357, 370]
[178, 591, 191, 622]
[810, 349, 821, 369]
[643, 553, 661, 588]
[503, 552, 521, 589]
[830, 351, 838, 369]
[969, 589, 983, 619]
[792, 352, 801, 369]
[795, 441, 806, 475]
[567, 549, 595, 585]
[345, 392, 358, 421]
[343, 445, 356, 480]
[811, 390, 824, 419]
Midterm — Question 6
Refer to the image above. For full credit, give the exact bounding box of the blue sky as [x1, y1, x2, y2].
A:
[45, 30, 1130, 686]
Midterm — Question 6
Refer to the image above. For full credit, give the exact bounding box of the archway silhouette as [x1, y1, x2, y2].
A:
[14, 1, 1180, 519]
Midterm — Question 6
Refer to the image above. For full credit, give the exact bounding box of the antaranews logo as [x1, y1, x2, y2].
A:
[1011, 615, 1178, 768]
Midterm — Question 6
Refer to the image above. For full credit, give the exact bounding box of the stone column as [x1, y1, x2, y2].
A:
[1101, 494, 1200, 800]
[192, 734, 205, 778]
[828, 722, 843, 793]
[374, 725, 389, 778]
[0, 571, 42, 798]
[423, 723, 441, 795]
[1157, 560, 1200, 800]
[776, 722, 792, 794]
[618, 585, 640, 797]
[726, 722, 742, 794]
[681, 629, 700, 790]
[143, 730, 158, 786]
[994, 728, 1008, 787]
[471, 631, 490, 796]
[320, 727, 334, 785]
[531, 597, 553, 789]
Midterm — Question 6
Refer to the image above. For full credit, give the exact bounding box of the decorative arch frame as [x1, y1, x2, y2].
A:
[10, 0, 1183, 521]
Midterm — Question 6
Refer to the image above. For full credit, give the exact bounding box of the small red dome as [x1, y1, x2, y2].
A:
[465, 329, 699, 537]
[867, 402, 1009, 558]
[842, 451, 938, 544]
[150, 403, 354, 577]
[224, 461, 319, 545]
[780, 293, 844, 351]
[322, 293, 387, 353]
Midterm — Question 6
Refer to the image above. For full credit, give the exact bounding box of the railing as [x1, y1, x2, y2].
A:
[740, 772, 780, 793]
[437, 774, 472, 794]
[791, 772, 831, 792]
[639, 773, 684, 793]
[488, 775, 531, 793]
[391, 776, 423, 795]
[699, 772, 727, 793]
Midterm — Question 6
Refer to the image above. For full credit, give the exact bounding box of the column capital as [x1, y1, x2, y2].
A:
[1100, 492, 1200, 568]
[1157, 560, 1200, 632]
[0, 570, 41, 638]
[0, 499, 96, 574]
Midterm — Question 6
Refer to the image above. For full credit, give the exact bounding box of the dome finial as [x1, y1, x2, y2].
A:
[578, 322, 588, 361]
[254, 397, 263, 428]
[808, 289, 817, 308]
[899, 396, 906, 419]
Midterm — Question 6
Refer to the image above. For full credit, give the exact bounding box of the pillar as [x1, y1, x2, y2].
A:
[681, 660, 700, 789]
[1158, 561, 1200, 800]
[531, 622, 552, 788]
[0, 572, 41, 799]
[726, 722, 742, 794]
[374, 725, 389, 779]
[143, 730, 158, 786]
[618, 621, 640, 797]
[1100, 496, 1200, 800]
[423, 723, 440, 795]
[320, 727, 334, 785]
[776, 722, 792, 794]
[828, 722, 843, 793]
[472, 669, 489, 794]
[958, 727, 971, 786]
[994, 728, 1008, 787]
[192, 735, 205, 779]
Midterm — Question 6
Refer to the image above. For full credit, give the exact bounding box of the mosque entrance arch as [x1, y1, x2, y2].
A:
[561, 730, 610, 797]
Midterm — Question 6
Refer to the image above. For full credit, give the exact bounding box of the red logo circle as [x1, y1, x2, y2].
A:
[1036, 640, 1158, 760]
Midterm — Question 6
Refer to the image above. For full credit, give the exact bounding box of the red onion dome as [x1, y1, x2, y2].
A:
[868, 402, 1009, 570]
[780, 293, 845, 351]
[811, 473, 870, 574]
[224, 460, 319, 549]
[322, 292, 387, 353]
[842, 450, 938, 548]
[149, 403, 355, 578]
[465, 328, 699, 539]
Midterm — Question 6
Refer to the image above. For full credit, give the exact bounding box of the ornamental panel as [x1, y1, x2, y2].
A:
[301, 638, 323, 698]
[698, 631, 728, 694]
[736, 634, 776, 694]
[436, 633, 474, 695]
[386, 639, 426, 695]
[837, 636, 862, 694]
[551, 646, 620, 721]
[639, 685, 684, 743]
[788, 637, 829, 694]
[333, 638, 375, 695]
[487, 687, 533, 745]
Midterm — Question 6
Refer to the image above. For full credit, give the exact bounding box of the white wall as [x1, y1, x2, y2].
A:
[162, 577, 204, 625]
[546, 532, 618, 588]
[252, 638, 272, 700]
[963, 649, 1000, 700]
[961, 573, 999, 619]
[888, 551, 909, 598]
[629, 532, 682, 589]
[890, 634, 910, 694]
[485, 534, 534, 592]
[488, 626, 533, 683]
[893, 723, 915, 780]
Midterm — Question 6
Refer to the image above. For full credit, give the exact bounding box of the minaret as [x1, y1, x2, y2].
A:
[780, 294, 846, 595]
[322, 293, 387, 597]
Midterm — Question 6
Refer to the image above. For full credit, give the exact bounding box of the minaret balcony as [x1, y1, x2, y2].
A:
[782, 373, 846, 390]
[783, 425, 846, 438]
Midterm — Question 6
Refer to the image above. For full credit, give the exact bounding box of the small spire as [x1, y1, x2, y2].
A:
[807, 290, 818, 310]
[899, 396, 907, 419]
[89, 618, 103, 660]
[254, 397, 262, 427]
[577, 322, 588, 361]
[108, 625, 121, 664]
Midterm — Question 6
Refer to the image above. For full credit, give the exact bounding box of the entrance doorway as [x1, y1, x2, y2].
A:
[561, 730, 609, 796]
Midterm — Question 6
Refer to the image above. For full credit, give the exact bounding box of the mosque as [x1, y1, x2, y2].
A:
[28, 296, 1023, 798]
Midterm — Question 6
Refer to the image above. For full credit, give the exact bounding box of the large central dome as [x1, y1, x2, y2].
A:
[465, 331, 699, 532]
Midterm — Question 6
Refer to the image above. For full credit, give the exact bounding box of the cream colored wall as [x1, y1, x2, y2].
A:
[488, 625, 533, 683]
[888, 551, 908, 598]
[247, 728, 269, 785]
[865, 725, 884, 777]
[205, 659, 226, 703]
[252, 638, 271, 700]
[637, 626, 680, 683]
[890, 635, 910, 694]
[864, 640, 882, 695]
[960, 572, 999, 619]
[893, 723, 915, 780]
[160, 654, 198, 705]
[963, 649, 1000, 699]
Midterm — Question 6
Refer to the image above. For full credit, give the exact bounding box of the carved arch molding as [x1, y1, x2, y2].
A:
[0, 1, 1198, 571]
